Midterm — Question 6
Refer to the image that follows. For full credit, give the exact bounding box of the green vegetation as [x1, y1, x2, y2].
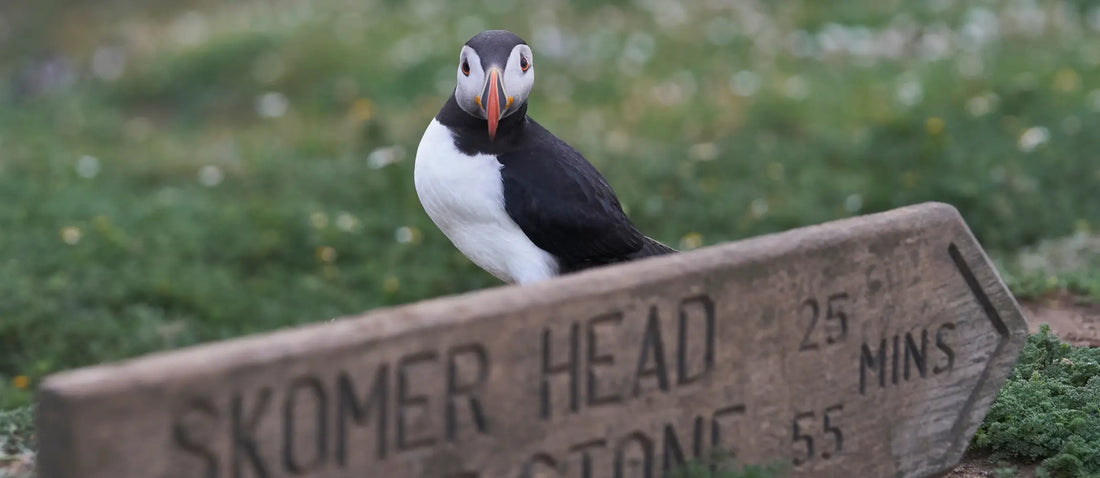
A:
[671, 453, 787, 478]
[1000, 234, 1100, 300]
[975, 325, 1100, 477]
[0, 406, 34, 477]
[3, 0, 1099, 409]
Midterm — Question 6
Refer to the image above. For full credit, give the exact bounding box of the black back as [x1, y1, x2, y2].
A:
[436, 94, 651, 272]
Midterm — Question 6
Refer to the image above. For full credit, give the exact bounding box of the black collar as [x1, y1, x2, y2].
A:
[434, 93, 530, 156]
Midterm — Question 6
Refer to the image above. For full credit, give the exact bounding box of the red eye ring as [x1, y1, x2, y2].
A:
[462, 60, 470, 76]
[520, 56, 530, 72]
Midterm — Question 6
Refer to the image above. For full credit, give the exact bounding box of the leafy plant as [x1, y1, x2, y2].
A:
[973, 325, 1100, 477]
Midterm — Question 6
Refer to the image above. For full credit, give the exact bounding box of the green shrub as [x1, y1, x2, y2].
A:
[974, 325, 1100, 477]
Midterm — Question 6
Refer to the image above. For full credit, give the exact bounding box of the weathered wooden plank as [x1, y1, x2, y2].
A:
[36, 202, 1028, 478]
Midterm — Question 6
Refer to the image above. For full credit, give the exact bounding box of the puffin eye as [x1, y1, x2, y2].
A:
[461, 60, 470, 76]
[520, 56, 530, 72]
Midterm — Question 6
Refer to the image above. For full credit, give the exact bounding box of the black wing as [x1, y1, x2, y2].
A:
[498, 121, 645, 271]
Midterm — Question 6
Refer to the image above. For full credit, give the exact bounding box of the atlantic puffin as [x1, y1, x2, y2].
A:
[414, 30, 676, 284]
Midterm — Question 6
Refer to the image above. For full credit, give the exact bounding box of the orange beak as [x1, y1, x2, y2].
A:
[480, 68, 508, 140]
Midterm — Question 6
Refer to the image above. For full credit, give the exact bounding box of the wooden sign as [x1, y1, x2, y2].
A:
[36, 202, 1028, 478]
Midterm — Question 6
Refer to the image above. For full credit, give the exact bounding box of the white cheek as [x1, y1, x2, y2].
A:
[508, 70, 533, 100]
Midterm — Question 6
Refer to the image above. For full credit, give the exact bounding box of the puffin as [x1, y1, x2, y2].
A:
[414, 30, 676, 285]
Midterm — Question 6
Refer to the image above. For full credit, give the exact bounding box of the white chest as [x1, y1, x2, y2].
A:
[413, 119, 558, 284]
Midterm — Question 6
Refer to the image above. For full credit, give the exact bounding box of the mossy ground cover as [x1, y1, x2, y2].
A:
[974, 325, 1100, 478]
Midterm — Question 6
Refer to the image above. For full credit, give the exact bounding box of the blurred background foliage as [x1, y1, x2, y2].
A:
[1, 0, 1100, 408]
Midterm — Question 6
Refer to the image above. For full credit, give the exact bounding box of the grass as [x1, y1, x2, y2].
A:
[999, 233, 1100, 300]
[2, 0, 1100, 473]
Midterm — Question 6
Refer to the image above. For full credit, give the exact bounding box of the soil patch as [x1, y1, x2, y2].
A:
[942, 450, 1038, 478]
[1021, 291, 1100, 347]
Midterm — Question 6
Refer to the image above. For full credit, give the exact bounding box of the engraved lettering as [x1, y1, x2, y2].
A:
[863, 324, 956, 392]
[634, 307, 669, 396]
[173, 398, 219, 478]
[397, 351, 438, 452]
[860, 339, 886, 394]
[934, 322, 956, 374]
[677, 295, 715, 385]
[283, 376, 327, 474]
[568, 439, 606, 478]
[824, 293, 849, 344]
[710, 404, 746, 451]
[587, 313, 623, 406]
[798, 299, 819, 351]
[540, 323, 579, 419]
[891, 334, 900, 385]
[803, 293, 850, 350]
[661, 419, 703, 474]
[233, 388, 272, 478]
[792, 404, 844, 465]
[446, 343, 490, 440]
[515, 401, 746, 478]
[336, 366, 388, 465]
[613, 432, 653, 478]
[822, 404, 842, 459]
[904, 330, 928, 380]
[791, 411, 814, 466]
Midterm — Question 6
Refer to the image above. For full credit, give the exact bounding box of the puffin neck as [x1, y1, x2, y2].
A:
[435, 93, 529, 155]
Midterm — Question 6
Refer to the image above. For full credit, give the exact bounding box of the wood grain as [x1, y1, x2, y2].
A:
[36, 202, 1028, 478]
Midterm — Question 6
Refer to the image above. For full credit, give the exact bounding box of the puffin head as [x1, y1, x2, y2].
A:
[454, 30, 534, 140]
